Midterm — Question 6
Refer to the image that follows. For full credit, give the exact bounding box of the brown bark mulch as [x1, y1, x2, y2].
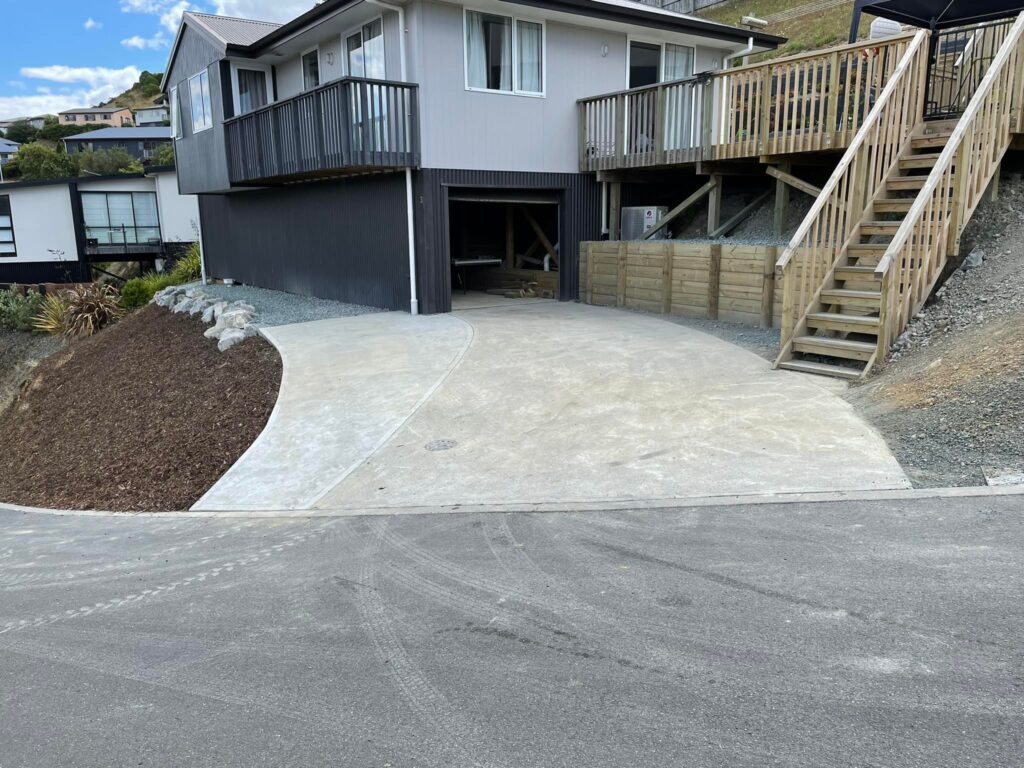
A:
[0, 305, 281, 512]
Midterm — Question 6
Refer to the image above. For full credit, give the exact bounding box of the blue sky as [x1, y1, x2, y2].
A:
[0, 0, 315, 119]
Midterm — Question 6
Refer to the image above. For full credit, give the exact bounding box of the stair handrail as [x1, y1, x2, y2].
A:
[774, 29, 930, 354]
[874, 11, 1024, 357]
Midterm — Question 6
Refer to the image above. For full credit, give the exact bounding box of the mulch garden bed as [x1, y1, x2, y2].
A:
[0, 305, 281, 511]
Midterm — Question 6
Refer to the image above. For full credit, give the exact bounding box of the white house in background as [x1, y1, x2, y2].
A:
[0, 116, 49, 135]
[0, 168, 200, 285]
[0, 138, 18, 166]
[134, 105, 171, 127]
[162, 2, 782, 313]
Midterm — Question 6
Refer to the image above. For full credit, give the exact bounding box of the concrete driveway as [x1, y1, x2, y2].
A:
[194, 301, 909, 512]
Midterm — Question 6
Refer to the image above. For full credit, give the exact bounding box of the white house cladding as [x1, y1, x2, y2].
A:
[163, 0, 780, 313]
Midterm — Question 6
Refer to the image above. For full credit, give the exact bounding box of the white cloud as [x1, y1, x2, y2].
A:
[119, 0, 198, 35]
[121, 32, 169, 49]
[84, 17, 103, 30]
[211, 0, 314, 22]
[0, 65, 143, 119]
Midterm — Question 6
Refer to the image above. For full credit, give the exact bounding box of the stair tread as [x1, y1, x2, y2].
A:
[836, 266, 877, 273]
[806, 312, 880, 326]
[778, 360, 864, 380]
[794, 335, 877, 352]
[821, 288, 882, 298]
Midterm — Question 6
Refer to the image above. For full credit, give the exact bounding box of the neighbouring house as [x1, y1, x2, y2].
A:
[162, 4, 782, 313]
[0, 167, 200, 284]
[63, 127, 173, 163]
[58, 107, 134, 127]
[134, 104, 171, 127]
[0, 115, 49, 135]
[0, 138, 18, 166]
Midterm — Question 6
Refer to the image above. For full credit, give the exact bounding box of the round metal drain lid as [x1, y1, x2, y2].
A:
[424, 439, 457, 452]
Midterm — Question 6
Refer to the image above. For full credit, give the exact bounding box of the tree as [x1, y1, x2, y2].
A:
[6, 143, 77, 180]
[76, 147, 143, 176]
[138, 71, 163, 98]
[36, 121, 106, 142]
[152, 142, 176, 166]
[4, 119, 38, 144]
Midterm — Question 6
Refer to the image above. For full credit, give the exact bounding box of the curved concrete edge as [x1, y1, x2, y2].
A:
[3, 484, 1022, 519]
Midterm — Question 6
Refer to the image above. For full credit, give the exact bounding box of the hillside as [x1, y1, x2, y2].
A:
[99, 70, 164, 110]
[698, 0, 882, 59]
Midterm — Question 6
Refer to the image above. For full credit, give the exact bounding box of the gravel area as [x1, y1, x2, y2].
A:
[846, 161, 1024, 488]
[191, 282, 384, 327]
[666, 186, 815, 246]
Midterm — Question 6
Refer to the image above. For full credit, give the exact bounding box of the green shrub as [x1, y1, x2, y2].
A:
[0, 287, 44, 331]
[121, 271, 176, 310]
[169, 242, 202, 283]
[33, 293, 69, 335]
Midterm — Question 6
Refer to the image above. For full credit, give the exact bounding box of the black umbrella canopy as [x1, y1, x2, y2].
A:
[859, 0, 1024, 29]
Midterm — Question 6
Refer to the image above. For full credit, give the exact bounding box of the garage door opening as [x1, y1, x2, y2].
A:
[448, 190, 560, 306]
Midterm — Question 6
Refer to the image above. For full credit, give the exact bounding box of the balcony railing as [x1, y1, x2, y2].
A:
[224, 76, 420, 185]
[577, 32, 917, 171]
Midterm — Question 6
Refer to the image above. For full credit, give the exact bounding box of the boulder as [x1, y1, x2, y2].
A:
[216, 326, 257, 352]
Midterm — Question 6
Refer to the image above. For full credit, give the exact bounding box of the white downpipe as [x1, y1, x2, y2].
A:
[601, 181, 608, 235]
[725, 36, 756, 68]
[367, 0, 418, 314]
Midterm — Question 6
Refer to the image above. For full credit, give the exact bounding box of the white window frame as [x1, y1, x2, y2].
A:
[301, 47, 322, 91]
[342, 15, 387, 79]
[230, 61, 274, 115]
[463, 8, 546, 98]
[625, 35, 697, 85]
[170, 86, 182, 139]
[188, 69, 214, 134]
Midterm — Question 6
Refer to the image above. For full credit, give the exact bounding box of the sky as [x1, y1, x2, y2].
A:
[0, 0, 318, 120]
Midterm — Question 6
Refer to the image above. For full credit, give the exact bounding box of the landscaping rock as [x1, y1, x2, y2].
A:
[201, 301, 227, 324]
[216, 324, 258, 352]
[963, 247, 985, 269]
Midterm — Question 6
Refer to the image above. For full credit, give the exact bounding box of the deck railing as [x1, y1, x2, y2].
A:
[576, 32, 917, 171]
[875, 13, 1024, 358]
[773, 30, 929, 359]
[225, 76, 419, 185]
[925, 19, 1016, 120]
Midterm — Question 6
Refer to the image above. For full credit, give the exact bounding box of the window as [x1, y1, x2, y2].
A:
[236, 68, 269, 113]
[65, 114, 77, 122]
[346, 18, 385, 79]
[465, 10, 544, 96]
[189, 69, 213, 133]
[82, 192, 161, 246]
[170, 86, 182, 139]
[302, 49, 320, 90]
[102, 113, 112, 120]
[0, 196, 15, 258]
[628, 40, 695, 88]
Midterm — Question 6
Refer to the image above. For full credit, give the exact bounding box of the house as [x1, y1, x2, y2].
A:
[63, 127, 173, 163]
[0, 115, 49, 135]
[57, 107, 134, 127]
[0, 167, 199, 284]
[134, 104, 170, 127]
[162, 3, 782, 313]
[0, 138, 18, 166]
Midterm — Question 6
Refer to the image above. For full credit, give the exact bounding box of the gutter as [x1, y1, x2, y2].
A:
[365, 0, 418, 316]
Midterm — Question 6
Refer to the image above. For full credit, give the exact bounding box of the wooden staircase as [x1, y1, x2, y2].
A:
[775, 11, 1024, 380]
[778, 121, 956, 379]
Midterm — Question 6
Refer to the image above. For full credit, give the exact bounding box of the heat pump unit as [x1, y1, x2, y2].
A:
[621, 206, 668, 240]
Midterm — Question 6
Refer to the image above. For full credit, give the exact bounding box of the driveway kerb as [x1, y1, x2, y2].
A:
[3, 483, 1022, 519]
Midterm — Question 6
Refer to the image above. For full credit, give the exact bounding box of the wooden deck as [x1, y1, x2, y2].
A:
[577, 33, 916, 171]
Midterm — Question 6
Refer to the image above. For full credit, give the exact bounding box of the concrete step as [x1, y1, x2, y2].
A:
[778, 359, 865, 380]
[820, 288, 882, 309]
[792, 335, 877, 362]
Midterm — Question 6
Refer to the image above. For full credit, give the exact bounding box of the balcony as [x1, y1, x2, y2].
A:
[224, 77, 420, 185]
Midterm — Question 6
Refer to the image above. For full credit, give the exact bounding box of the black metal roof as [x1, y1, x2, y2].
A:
[860, 0, 1024, 29]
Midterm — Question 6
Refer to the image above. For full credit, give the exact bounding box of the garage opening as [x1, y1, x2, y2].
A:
[448, 189, 560, 306]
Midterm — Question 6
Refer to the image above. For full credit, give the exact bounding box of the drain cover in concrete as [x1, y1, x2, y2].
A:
[425, 439, 457, 452]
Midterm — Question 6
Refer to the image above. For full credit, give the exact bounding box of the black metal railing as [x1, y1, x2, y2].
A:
[224, 76, 420, 184]
[925, 19, 1015, 120]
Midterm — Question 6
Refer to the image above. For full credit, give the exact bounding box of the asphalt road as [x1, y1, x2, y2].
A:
[1, 496, 1021, 767]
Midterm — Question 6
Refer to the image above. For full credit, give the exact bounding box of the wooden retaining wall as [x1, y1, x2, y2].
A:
[579, 241, 783, 328]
